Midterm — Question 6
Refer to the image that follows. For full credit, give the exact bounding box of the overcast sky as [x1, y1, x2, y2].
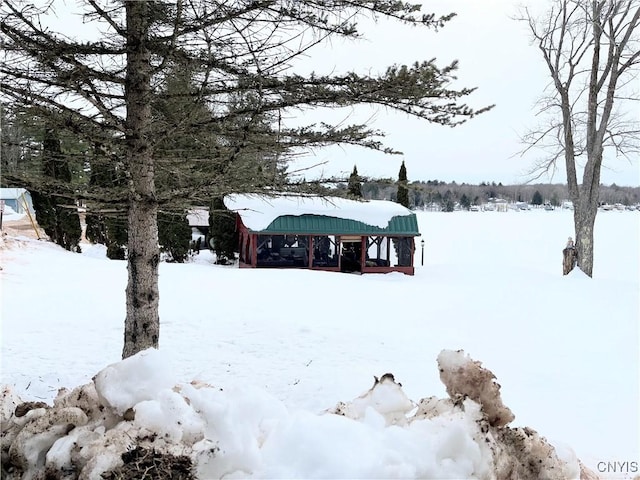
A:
[44, 0, 639, 187]
[291, 0, 640, 187]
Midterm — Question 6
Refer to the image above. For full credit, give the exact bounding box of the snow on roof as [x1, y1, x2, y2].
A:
[0, 188, 29, 200]
[224, 194, 414, 231]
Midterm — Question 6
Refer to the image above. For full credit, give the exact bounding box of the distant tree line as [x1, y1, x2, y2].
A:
[336, 177, 640, 210]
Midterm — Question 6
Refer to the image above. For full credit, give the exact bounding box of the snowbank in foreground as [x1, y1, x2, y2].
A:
[1, 348, 594, 480]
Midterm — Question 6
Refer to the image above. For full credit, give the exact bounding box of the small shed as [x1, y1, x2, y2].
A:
[0, 188, 35, 215]
[224, 194, 421, 275]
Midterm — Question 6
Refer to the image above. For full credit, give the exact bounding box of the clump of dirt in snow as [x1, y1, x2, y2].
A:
[102, 446, 195, 480]
[437, 349, 514, 427]
[434, 349, 600, 480]
[491, 426, 573, 480]
[0, 379, 196, 480]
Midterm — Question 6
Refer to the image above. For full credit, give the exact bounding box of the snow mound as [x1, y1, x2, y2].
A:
[327, 373, 414, 426]
[93, 348, 177, 415]
[0, 349, 593, 479]
[80, 243, 108, 259]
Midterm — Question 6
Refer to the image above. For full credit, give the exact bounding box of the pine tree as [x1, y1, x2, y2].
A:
[31, 126, 81, 252]
[158, 211, 191, 263]
[0, 107, 30, 177]
[348, 166, 363, 198]
[441, 190, 455, 212]
[397, 161, 409, 207]
[532, 190, 543, 206]
[209, 197, 238, 264]
[85, 144, 128, 259]
[460, 193, 471, 210]
[104, 221, 128, 260]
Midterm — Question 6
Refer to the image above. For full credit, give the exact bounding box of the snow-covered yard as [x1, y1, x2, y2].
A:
[1, 208, 638, 479]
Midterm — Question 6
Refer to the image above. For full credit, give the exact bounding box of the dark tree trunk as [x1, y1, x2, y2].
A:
[122, 1, 159, 359]
[572, 144, 602, 278]
[573, 198, 598, 277]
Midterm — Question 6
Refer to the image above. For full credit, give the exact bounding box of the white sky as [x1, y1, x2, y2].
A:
[42, 0, 640, 187]
[290, 0, 640, 187]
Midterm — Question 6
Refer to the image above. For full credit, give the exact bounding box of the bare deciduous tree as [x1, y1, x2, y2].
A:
[519, 0, 640, 277]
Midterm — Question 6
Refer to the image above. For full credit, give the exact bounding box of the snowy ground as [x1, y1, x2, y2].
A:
[1, 208, 638, 478]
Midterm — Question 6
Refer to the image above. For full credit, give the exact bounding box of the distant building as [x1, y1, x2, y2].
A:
[225, 194, 421, 275]
[0, 188, 35, 215]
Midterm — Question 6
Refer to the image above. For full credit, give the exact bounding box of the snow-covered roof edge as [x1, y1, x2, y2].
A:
[223, 194, 415, 231]
[0, 188, 30, 199]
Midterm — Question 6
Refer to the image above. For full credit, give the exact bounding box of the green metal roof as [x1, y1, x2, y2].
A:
[249, 213, 420, 236]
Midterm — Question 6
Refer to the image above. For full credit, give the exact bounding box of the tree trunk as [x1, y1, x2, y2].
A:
[122, 1, 159, 359]
[574, 119, 604, 279]
[573, 200, 597, 278]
